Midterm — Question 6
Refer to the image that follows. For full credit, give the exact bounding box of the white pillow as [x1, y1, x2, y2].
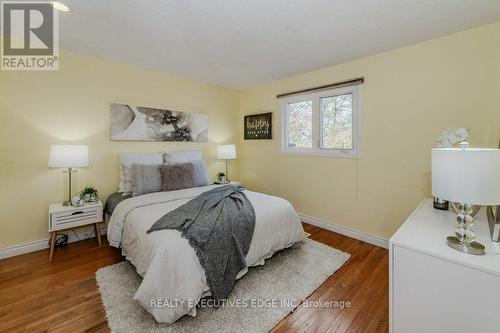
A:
[164, 150, 203, 163]
[185, 159, 210, 187]
[119, 152, 163, 193]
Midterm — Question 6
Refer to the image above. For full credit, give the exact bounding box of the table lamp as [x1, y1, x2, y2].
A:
[432, 147, 500, 255]
[49, 144, 89, 206]
[217, 144, 236, 182]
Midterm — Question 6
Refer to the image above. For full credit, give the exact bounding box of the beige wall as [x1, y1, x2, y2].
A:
[0, 50, 239, 249]
[1, 22, 500, 250]
[238, 22, 500, 239]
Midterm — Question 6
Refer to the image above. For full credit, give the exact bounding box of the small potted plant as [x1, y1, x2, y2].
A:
[217, 172, 226, 184]
[80, 185, 98, 203]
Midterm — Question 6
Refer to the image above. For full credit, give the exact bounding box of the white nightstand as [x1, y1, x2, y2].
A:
[214, 181, 241, 186]
[48, 201, 104, 262]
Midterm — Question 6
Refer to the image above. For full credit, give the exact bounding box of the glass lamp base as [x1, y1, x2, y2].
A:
[447, 236, 485, 255]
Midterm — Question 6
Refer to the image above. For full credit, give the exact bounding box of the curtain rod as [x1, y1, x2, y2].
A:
[276, 77, 364, 99]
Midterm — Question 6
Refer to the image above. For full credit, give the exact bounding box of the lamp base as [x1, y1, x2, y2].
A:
[446, 236, 485, 255]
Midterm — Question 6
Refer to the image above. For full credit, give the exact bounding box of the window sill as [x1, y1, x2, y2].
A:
[280, 149, 359, 159]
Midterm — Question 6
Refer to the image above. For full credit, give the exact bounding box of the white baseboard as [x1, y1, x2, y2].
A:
[1, 215, 388, 259]
[299, 213, 389, 249]
[0, 226, 107, 260]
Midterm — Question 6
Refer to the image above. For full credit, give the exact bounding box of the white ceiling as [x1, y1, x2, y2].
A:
[55, 0, 500, 89]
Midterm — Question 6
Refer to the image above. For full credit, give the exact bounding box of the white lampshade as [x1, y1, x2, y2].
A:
[432, 148, 500, 205]
[48, 144, 89, 168]
[217, 144, 237, 160]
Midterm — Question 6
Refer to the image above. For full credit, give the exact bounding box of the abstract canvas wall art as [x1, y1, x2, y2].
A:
[110, 103, 208, 142]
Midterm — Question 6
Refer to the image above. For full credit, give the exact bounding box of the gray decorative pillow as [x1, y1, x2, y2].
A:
[131, 164, 162, 196]
[164, 159, 210, 187]
[159, 163, 195, 192]
[119, 152, 163, 194]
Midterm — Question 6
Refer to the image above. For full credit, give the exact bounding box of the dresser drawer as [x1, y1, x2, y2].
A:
[49, 205, 103, 231]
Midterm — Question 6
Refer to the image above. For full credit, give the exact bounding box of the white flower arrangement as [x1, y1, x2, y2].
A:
[436, 127, 470, 147]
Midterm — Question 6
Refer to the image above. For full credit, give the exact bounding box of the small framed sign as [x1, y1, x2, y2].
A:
[244, 112, 272, 140]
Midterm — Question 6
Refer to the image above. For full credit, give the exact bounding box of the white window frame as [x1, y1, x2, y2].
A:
[281, 85, 361, 158]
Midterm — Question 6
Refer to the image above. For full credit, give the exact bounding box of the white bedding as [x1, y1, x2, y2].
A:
[107, 185, 305, 323]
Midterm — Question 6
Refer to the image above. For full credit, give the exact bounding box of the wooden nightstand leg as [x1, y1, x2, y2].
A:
[49, 231, 56, 262]
[94, 222, 102, 248]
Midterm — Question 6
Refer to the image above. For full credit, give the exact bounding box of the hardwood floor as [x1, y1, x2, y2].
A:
[0, 224, 388, 332]
[270, 224, 389, 333]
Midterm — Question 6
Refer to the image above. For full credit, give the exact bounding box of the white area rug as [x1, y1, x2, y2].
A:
[96, 239, 350, 333]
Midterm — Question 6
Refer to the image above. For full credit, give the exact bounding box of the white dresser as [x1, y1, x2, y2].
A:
[390, 199, 500, 333]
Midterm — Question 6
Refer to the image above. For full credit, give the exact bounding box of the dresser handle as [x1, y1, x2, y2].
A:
[71, 211, 84, 215]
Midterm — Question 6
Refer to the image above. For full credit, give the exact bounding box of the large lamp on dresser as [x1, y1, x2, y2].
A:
[432, 147, 500, 255]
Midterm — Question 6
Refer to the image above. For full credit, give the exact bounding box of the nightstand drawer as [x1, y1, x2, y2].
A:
[50, 205, 103, 231]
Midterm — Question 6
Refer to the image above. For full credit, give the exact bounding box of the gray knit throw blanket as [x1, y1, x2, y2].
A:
[147, 185, 256, 300]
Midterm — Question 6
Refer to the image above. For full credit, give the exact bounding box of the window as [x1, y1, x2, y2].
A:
[281, 85, 360, 157]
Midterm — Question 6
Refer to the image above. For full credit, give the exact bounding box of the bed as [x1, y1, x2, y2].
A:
[106, 184, 305, 324]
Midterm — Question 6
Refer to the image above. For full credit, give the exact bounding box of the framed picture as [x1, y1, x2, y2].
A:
[244, 112, 272, 140]
[110, 103, 208, 142]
